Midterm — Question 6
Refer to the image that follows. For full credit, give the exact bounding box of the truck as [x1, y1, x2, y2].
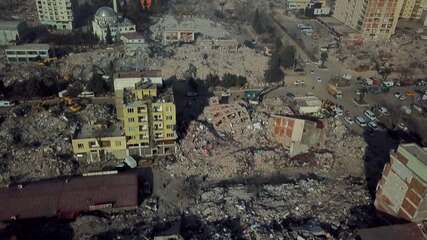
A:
[327, 84, 343, 99]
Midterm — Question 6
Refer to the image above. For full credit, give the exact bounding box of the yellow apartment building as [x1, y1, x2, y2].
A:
[122, 87, 177, 157]
[71, 123, 127, 163]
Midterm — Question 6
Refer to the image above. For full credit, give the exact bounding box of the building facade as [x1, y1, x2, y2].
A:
[271, 115, 324, 157]
[36, 0, 74, 30]
[333, 0, 405, 40]
[0, 20, 27, 46]
[5, 44, 51, 63]
[375, 143, 427, 222]
[92, 6, 136, 42]
[400, 0, 427, 19]
[122, 87, 177, 157]
[71, 123, 127, 163]
[120, 32, 146, 55]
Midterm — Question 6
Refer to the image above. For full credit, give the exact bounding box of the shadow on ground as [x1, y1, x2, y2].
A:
[362, 129, 400, 197]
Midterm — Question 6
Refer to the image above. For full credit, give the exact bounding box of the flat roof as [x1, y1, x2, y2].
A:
[294, 96, 322, 107]
[121, 32, 145, 40]
[398, 143, 427, 181]
[115, 70, 162, 79]
[0, 172, 139, 221]
[0, 20, 23, 30]
[6, 44, 50, 51]
[76, 122, 123, 139]
[358, 223, 426, 240]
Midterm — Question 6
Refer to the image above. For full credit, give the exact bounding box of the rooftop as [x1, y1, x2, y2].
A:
[294, 96, 322, 107]
[0, 20, 24, 30]
[0, 172, 139, 221]
[398, 143, 427, 181]
[76, 121, 123, 139]
[123, 87, 174, 106]
[6, 43, 50, 51]
[121, 32, 145, 40]
[115, 70, 162, 79]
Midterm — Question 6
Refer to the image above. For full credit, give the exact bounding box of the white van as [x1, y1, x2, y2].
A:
[78, 91, 95, 98]
[355, 116, 368, 127]
[0, 101, 14, 107]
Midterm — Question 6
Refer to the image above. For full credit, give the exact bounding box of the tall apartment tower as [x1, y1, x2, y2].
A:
[36, 0, 74, 30]
[400, 0, 427, 19]
[333, 0, 405, 40]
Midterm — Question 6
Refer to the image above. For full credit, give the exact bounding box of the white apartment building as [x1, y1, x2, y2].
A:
[5, 44, 51, 63]
[36, 0, 74, 30]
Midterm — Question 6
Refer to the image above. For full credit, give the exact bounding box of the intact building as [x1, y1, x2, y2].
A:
[400, 0, 427, 19]
[375, 143, 427, 222]
[5, 44, 51, 63]
[71, 122, 127, 163]
[92, 6, 136, 42]
[72, 71, 176, 161]
[122, 85, 177, 157]
[333, 0, 405, 40]
[36, 0, 74, 30]
[0, 20, 27, 46]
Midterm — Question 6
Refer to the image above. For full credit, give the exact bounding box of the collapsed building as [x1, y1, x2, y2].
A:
[204, 102, 250, 135]
[271, 115, 325, 157]
[375, 143, 427, 222]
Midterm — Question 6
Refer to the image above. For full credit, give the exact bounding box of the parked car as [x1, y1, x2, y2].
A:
[316, 76, 322, 82]
[286, 92, 296, 99]
[397, 122, 409, 132]
[368, 121, 379, 131]
[394, 92, 402, 98]
[355, 116, 368, 127]
[294, 80, 305, 86]
[344, 116, 354, 125]
[334, 106, 344, 117]
[416, 79, 426, 86]
[378, 106, 389, 115]
[364, 110, 377, 122]
[399, 95, 407, 101]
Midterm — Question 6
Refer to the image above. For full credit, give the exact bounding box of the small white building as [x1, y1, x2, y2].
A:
[5, 44, 51, 63]
[92, 6, 136, 42]
[0, 20, 27, 46]
[293, 96, 322, 114]
[120, 32, 145, 55]
[114, 70, 163, 91]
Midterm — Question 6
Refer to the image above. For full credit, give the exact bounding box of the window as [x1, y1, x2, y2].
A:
[77, 143, 84, 149]
[127, 108, 134, 113]
[115, 141, 122, 147]
[128, 117, 135, 123]
[166, 115, 173, 120]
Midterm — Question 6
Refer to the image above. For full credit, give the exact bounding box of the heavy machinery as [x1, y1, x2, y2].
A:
[62, 96, 82, 113]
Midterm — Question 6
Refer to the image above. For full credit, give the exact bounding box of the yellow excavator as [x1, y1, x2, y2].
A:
[62, 96, 82, 113]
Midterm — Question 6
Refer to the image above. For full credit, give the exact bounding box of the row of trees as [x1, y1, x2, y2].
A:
[252, 9, 274, 34]
[265, 39, 296, 82]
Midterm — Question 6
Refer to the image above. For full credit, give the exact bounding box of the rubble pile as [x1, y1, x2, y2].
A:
[67, 175, 375, 240]
[159, 40, 268, 86]
[0, 108, 75, 184]
[321, 119, 367, 176]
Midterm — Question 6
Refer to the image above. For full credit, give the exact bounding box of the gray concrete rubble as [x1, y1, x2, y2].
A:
[0, 103, 119, 185]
